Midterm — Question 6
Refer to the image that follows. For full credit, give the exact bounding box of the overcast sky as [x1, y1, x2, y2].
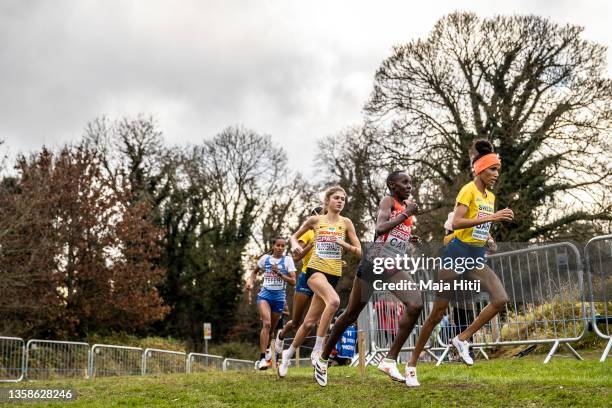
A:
[1, 0, 610, 176]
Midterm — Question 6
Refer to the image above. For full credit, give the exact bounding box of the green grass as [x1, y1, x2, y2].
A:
[1, 356, 610, 407]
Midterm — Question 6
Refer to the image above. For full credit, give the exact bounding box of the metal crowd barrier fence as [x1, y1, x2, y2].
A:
[357, 269, 441, 366]
[89, 344, 142, 378]
[222, 358, 255, 371]
[25, 340, 90, 380]
[141, 349, 186, 375]
[187, 353, 224, 373]
[584, 234, 612, 362]
[359, 242, 588, 365]
[0, 337, 25, 382]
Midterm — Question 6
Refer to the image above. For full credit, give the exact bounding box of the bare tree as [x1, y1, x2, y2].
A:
[366, 12, 612, 241]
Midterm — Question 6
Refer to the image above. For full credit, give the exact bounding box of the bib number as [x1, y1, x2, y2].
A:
[472, 212, 491, 241]
[316, 241, 341, 259]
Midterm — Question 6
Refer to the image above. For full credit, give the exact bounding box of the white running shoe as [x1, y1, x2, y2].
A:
[278, 350, 291, 378]
[377, 359, 405, 382]
[452, 336, 474, 366]
[310, 349, 321, 367]
[405, 366, 420, 387]
[314, 358, 328, 387]
[274, 331, 284, 354]
[256, 357, 270, 371]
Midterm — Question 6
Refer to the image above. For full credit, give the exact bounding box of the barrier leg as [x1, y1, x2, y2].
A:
[475, 347, 489, 360]
[295, 347, 300, 369]
[435, 346, 451, 367]
[271, 341, 276, 368]
[544, 341, 560, 364]
[365, 351, 378, 366]
[600, 338, 612, 363]
[563, 343, 583, 361]
[425, 349, 440, 364]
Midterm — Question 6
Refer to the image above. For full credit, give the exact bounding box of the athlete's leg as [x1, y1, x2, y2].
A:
[280, 292, 311, 339]
[386, 271, 423, 360]
[268, 311, 282, 348]
[457, 265, 508, 341]
[307, 273, 340, 339]
[289, 294, 325, 348]
[322, 276, 373, 359]
[407, 268, 455, 367]
[257, 300, 273, 354]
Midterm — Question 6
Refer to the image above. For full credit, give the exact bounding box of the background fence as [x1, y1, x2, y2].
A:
[0, 337, 24, 382]
[0, 237, 609, 382]
[90, 344, 142, 378]
[584, 234, 612, 362]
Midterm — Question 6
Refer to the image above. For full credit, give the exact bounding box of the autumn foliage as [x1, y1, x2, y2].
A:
[0, 146, 168, 338]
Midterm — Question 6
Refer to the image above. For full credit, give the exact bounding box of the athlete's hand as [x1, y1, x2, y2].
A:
[292, 245, 304, 258]
[404, 202, 419, 217]
[486, 238, 497, 251]
[492, 208, 514, 222]
[271, 263, 281, 276]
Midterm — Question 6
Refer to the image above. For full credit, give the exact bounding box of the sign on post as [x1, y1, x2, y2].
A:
[203, 323, 212, 340]
[203, 323, 212, 356]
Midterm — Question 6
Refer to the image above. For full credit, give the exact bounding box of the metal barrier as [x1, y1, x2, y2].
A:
[584, 234, 612, 362]
[434, 242, 587, 364]
[359, 242, 588, 365]
[25, 340, 90, 380]
[90, 344, 143, 377]
[0, 337, 25, 382]
[222, 358, 255, 371]
[357, 269, 440, 366]
[187, 353, 224, 373]
[142, 349, 186, 375]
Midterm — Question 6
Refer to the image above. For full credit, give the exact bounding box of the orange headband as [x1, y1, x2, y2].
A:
[473, 153, 501, 175]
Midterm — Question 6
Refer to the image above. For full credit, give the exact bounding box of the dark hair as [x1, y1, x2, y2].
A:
[471, 140, 495, 166]
[311, 206, 323, 216]
[386, 170, 406, 192]
[267, 236, 286, 254]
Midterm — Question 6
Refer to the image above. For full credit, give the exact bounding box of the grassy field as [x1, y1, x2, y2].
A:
[1, 355, 610, 407]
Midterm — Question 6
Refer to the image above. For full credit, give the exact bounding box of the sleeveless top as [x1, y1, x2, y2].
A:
[306, 216, 347, 277]
[261, 255, 289, 291]
[372, 197, 414, 259]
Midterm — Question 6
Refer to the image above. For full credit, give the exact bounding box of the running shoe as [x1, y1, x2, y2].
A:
[451, 336, 474, 366]
[314, 358, 328, 387]
[256, 357, 270, 371]
[377, 358, 405, 382]
[274, 331, 284, 354]
[265, 348, 271, 361]
[310, 349, 321, 367]
[278, 350, 291, 378]
[405, 366, 420, 387]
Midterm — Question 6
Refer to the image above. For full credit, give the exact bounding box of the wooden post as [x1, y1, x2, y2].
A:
[358, 331, 366, 381]
[296, 347, 300, 368]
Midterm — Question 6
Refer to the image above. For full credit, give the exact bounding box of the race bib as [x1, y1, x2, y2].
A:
[472, 212, 491, 241]
[263, 271, 284, 290]
[316, 241, 341, 259]
[315, 228, 343, 259]
[380, 228, 410, 257]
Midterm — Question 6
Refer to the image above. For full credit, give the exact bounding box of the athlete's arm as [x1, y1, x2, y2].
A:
[247, 265, 260, 290]
[374, 196, 418, 236]
[452, 204, 514, 230]
[290, 217, 317, 258]
[292, 240, 313, 262]
[337, 218, 362, 258]
[279, 270, 296, 286]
